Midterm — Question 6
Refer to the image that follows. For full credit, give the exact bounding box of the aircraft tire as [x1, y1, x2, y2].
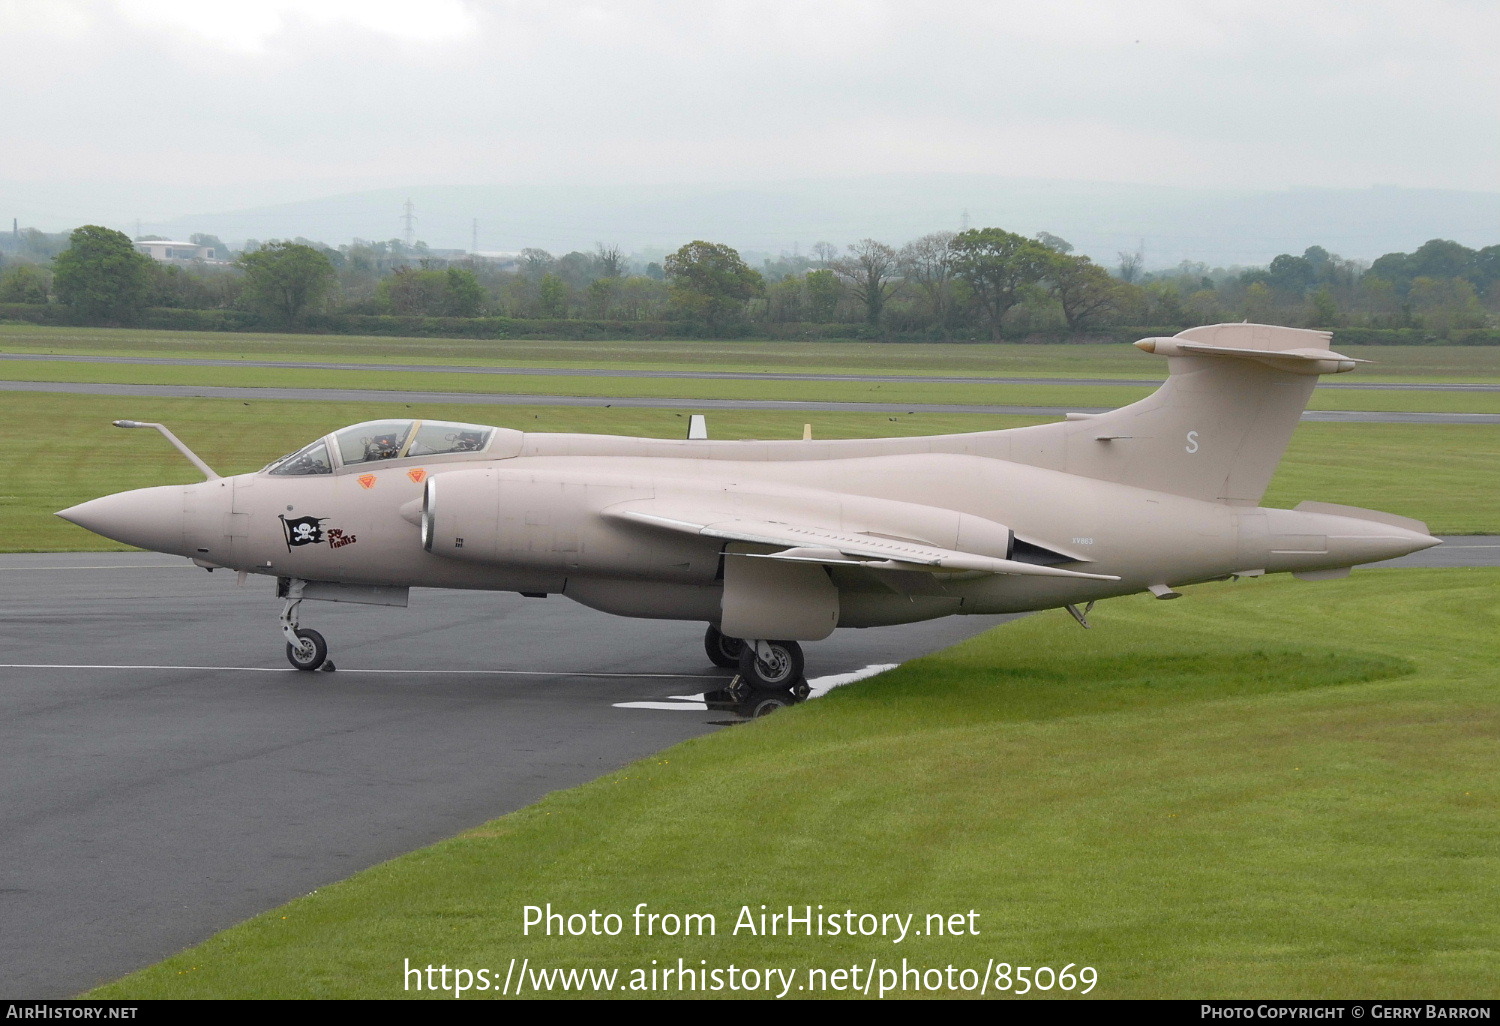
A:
[749, 694, 794, 718]
[738, 639, 803, 689]
[286, 628, 328, 671]
[704, 625, 745, 669]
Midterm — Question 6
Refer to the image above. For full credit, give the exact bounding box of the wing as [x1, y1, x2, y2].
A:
[605, 501, 1119, 582]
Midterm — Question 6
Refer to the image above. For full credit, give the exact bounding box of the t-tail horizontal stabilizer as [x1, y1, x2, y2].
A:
[1134, 336, 1368, 375]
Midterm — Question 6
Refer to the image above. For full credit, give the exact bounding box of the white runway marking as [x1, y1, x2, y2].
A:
[805, 662, 899, 697]
[613, 663, 898, 710]
[0, 663, 720, 680]
[0, 564, 188, 571]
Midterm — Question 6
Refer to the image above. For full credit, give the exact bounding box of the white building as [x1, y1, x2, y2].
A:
[134, 240, 226, 264]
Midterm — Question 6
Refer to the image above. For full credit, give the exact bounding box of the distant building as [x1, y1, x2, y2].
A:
[134, 240, 227, 264]
[467, 251, 522, 271]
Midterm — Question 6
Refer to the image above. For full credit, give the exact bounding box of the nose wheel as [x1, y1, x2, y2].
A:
[286, 627, 328, 671]
[279, 585, 334, 672]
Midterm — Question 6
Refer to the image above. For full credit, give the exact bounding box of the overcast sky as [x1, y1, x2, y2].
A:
[2, 0, 1496, 230]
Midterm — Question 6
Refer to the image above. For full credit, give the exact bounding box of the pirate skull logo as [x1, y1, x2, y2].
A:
[279, 515, 328, 549]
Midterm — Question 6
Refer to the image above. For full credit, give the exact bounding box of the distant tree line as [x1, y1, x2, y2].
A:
[3, 222, 1498, 341]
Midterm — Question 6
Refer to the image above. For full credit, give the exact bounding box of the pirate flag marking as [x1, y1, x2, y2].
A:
[280, 515, 328, 549]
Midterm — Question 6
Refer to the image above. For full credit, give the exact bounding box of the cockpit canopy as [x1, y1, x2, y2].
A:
[268, 419, 497, 476]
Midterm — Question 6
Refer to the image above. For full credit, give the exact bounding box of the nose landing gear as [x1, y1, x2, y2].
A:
[279, 579, 334, 671]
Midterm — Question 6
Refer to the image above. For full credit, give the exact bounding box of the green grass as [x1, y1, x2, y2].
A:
[8, 394, 1495, 552]
[6, 324, 1500, 382]
[2, 357, 1497, 413]
[87, 569, 1500, 999]
[1261, 422, 1500, 532]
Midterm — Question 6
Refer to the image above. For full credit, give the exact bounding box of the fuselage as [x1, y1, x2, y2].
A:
[58, 418, 1440, 630]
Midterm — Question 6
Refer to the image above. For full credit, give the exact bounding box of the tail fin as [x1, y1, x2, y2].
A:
[1001, 323, 1361, 506]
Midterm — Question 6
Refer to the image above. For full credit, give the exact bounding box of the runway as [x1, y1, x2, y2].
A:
[4, 379, 1497, 424]
[0, 553, 1010, 998]
[4, 352, 1497, 391]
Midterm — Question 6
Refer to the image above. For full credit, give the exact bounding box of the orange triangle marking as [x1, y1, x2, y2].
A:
[358, 474, 377, 489]
[408, 468, 427, 484]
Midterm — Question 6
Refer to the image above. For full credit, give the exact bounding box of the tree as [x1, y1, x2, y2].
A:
[810, 241, 839, 267]
[898, 231, 958, 333]
[663, 240, 763, 331]
[833, 239, 900, 328]
[538, 273, 569, 318]
[1034, 231, 1074, 254]
[520, 248, 554, 280]
[948, 228, 1054, 340]
[554, 251, 599, 289]
[1266, 253, 1315, 299]
[1047, 254, 1124, 330]
[595, 243, 627, 280]
[0, 264, 52, 304]
[1409, 276, 1486, 333]
[618, 276, 668, 320]
[376, 267, 446, 315]
[444, 267, 485, 316]
[1307, 286, 1339, 327]
[763, 277, 804, 322]
[587, 275, 620, 318]
[238, 241, 337, 323]
[803, 269, 841, 322]
[1243, 281, 1275, 322]
[52, 225, 154, 322]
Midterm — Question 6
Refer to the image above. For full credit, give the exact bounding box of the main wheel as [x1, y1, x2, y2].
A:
[286, 627, 328, 671]
[704, 624, 745, 669]
[737, 639, 804, 689]
[749, 693, 794, 718]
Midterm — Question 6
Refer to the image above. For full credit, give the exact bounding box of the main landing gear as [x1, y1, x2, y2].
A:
[704, 624, 745, 668]
[705, 625, 807, 692]
[279, 579, 334, 672]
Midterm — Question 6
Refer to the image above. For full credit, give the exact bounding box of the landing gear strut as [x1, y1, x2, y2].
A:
[279, 579, 333, 671]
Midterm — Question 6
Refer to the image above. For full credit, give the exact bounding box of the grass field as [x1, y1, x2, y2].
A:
[3, 358, 1498, 413]
[5, 323, 1500, 382]
[87, 568, 1500, 999]
[9, 393, 1497, 552]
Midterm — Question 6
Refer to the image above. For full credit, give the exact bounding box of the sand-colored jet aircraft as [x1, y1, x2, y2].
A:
[58, 323, 1439, 686]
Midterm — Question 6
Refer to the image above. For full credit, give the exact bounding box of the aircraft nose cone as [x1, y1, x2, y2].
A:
[57, 485, 188, 554]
